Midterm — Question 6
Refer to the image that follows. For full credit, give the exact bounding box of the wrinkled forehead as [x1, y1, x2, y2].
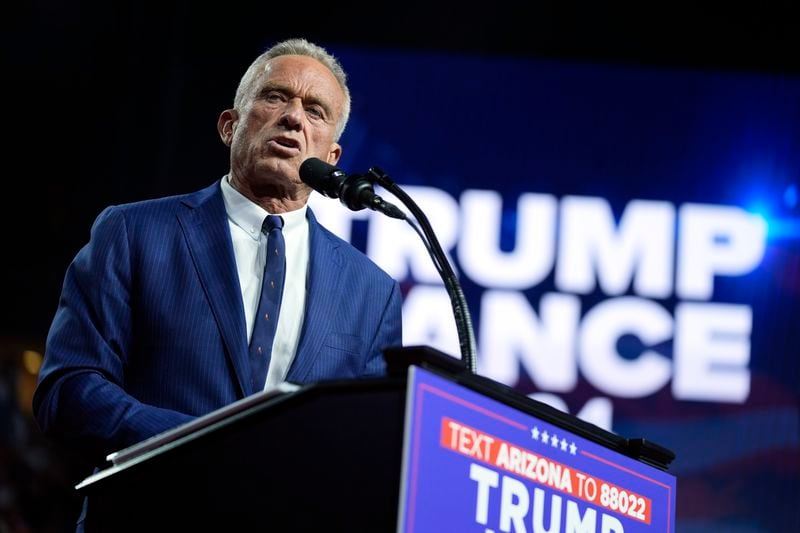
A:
[258, 55, 345, 105]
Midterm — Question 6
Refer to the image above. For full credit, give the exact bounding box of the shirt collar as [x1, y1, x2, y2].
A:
[220, 175, 308, 241]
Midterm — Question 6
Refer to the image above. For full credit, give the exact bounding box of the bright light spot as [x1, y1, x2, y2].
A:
[747, 205, 800, 240]
[753, 213, 769, 233]
[767, 217, 800, 240]
[745, 189, 800, 239]
[745, 201, 770, 220]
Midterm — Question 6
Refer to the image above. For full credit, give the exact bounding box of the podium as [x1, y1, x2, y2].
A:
[76, 346, 676, 532]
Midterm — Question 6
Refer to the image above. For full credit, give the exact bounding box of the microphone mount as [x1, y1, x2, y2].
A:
[299, 158, 405, 220]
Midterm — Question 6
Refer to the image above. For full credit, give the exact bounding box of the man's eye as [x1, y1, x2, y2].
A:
[306, 107, 324, 119]
[264, 91, 286, 103]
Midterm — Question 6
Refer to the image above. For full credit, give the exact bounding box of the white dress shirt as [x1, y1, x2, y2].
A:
[220, 176, 309, 390]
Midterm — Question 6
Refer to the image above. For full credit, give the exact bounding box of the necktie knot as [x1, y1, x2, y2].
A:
[263, 214, 283, 233]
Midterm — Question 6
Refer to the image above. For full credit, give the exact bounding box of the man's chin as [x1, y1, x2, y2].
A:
[253, 158, 294, 178]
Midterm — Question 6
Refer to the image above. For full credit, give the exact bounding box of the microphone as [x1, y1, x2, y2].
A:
[299, 158, 406, 219]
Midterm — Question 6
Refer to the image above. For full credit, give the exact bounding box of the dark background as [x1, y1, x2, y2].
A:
[3, 2, 798, 531]
[5, 2, 798, 341]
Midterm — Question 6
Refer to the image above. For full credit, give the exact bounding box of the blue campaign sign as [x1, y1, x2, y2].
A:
[399, 366, 676, 533]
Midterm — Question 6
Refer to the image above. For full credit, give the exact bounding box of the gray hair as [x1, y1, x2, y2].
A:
[233, 38, 351, 141]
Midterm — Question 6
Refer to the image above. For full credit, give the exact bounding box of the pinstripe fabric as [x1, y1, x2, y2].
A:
[32, 181, 403, 463]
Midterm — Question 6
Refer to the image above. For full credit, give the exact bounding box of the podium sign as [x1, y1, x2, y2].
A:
[398, 367, 676, 533]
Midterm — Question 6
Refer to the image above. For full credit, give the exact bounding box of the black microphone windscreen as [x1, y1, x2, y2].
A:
[299, 157, 340, 196]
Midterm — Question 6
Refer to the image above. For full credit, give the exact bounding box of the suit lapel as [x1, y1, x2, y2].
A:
[287, 209, 343, 382]
[177, 183, 250, 397]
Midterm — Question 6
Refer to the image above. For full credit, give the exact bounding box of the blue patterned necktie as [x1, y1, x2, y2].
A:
[248, 214, 286, 393]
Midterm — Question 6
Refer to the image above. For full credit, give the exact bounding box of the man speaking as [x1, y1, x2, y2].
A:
[32, 37, 403, 499]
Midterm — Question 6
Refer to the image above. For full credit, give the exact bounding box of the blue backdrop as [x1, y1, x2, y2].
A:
[314, 45, 800, 532]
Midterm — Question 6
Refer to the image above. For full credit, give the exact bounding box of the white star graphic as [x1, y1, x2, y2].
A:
[569, 442, 577, 455]
[560, 438, 568, 451]
[541, 430, 550, 443]
[550, 434, 559, 447]
[531, 427, 540, 440]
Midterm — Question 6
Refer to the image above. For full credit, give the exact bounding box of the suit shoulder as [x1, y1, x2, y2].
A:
[314, 221, 396, 285]
[101, 182, 219, 223]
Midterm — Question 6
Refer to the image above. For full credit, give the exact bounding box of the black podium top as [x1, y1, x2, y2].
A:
[76, 346, 674, 532]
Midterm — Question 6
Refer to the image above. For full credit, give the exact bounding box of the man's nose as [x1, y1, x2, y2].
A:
[279, 98, 304, 130]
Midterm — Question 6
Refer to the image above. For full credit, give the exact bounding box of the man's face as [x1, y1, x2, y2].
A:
[223, 55, 345, 194]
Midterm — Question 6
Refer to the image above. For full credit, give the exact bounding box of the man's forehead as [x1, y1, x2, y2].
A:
[257, 56, 344, 102]
[261, 55, 330, 81]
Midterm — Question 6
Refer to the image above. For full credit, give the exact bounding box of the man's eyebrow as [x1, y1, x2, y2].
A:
[260, 81, 289, 93]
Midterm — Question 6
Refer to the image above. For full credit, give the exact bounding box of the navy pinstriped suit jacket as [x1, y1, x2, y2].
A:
[33, 181, 403, 462]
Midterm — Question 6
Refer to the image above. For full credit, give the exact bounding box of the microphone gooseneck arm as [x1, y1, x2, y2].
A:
[366, 166, 478, 373]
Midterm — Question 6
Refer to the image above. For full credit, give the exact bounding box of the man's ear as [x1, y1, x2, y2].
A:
[326, 143, 342, 166]
[217, 109, 239, 146]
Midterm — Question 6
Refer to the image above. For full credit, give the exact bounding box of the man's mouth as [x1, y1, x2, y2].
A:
[270, 136, 300, 150]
